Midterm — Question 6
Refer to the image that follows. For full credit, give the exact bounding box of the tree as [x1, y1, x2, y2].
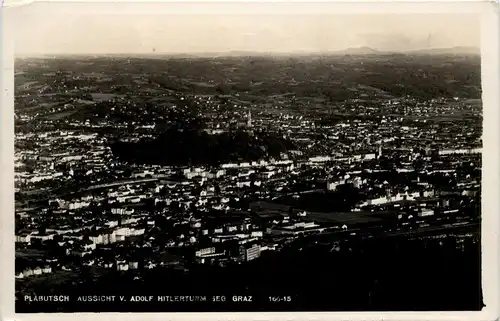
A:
[123, 168, 132, 178]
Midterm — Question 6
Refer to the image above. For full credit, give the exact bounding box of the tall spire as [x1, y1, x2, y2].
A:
[247, 109, 252, 128]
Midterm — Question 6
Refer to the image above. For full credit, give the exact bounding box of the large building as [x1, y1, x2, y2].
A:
[239, 243, 261, 262]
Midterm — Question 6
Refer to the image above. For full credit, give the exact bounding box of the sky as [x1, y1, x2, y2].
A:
[10, 4, 480, 55]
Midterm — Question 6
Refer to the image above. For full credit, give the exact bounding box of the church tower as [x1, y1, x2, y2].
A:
[247, 110, 252, 128]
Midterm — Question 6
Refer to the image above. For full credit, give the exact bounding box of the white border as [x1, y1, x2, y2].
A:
[1, 2, 498, 321]
[2, 0, 498, 7]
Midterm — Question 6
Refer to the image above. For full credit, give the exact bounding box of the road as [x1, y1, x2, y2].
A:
[295, 219, 480, 245]
[17, 178, 162, 210]
[83, 178, 158, 191]
[384, 221, 480, 238]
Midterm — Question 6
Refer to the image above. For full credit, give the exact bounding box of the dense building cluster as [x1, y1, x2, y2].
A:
[14, 57, 481, 307]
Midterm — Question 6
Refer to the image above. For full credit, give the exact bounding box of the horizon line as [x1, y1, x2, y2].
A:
[15, 46, 481, 58]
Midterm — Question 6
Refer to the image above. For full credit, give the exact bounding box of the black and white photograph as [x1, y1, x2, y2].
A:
[2, 1, 497, 316]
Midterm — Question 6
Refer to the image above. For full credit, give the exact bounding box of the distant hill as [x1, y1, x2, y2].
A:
[159, 46, 480, 57]
[19, 46, 480, 59]
[331, 46, 386, 56]
[406, 46, 480, 55]
[328, 46, 479, 56]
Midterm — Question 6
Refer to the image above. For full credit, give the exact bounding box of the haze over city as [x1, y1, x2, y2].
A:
[12, 12, 480, 55]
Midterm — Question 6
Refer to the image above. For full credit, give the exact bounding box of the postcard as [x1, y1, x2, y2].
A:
[1, 1, 498, 320]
